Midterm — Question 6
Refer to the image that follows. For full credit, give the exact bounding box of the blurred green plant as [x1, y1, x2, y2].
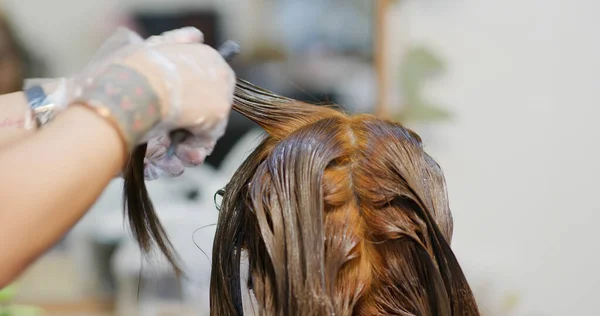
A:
[394, 46, 452, 122]
[0, 286, 42, 316]
[0, 306, 41, 316]
[0, 286, 16, 305]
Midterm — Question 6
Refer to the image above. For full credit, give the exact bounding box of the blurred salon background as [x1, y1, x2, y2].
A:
[0, 0, 597, 315]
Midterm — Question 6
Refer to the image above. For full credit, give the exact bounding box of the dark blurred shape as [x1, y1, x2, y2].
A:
[133, 11, 221, 47]
[0, 13, 46, 94]
[186, 188, 200, 201]
[205, 112, 258, 168]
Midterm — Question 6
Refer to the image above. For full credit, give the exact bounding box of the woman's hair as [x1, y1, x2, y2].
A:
[123, 79, 479, 315]
[124, 143, 183, 275]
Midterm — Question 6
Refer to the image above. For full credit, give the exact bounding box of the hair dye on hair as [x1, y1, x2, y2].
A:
[123, 79, 479, 315]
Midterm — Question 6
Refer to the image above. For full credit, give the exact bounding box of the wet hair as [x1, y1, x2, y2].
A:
[124, 142, 182, 275]
[123, 79, 479, 315]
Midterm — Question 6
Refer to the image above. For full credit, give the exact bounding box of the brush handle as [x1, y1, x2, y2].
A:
[166, 41, 240, 158]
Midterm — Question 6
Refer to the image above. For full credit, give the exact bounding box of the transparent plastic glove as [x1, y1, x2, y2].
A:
[140, 28, 227, 180]
[24, 28, 219, 180]
[25, 28, 147, 112]
[143, 134, 216, 180]
[26, 27, 209, 109]
[66, 27, 234, 158]
[105, 34, 235, 147]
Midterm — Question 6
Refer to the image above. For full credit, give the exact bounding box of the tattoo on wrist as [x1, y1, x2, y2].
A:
[78, 65, 161, 148]
[0, 118, 25, 128]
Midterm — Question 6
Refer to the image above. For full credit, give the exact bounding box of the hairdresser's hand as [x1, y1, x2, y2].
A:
[143, 134, 215, 180]
[24, 28, 224, 179]
[115, 32, 235, 144]
[140, 28, 229, 180]
[67, 27, 235, 154]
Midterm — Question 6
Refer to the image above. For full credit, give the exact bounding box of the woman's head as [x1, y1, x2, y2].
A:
[210, 80, 479, 315]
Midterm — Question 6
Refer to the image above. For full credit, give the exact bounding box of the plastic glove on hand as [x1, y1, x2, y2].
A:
[25, 28, 221, 179]
[77, 28, 234, 161]
[143, 134, 215, 180]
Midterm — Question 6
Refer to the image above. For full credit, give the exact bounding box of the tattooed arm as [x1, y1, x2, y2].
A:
[0, 90, 38, 148]
[0, 29, 234, 286]
[0, 65, 159, 287]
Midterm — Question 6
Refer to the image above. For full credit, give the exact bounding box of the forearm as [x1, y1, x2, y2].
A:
[0, 26, 235, 286]
[0, 105, 126, 287]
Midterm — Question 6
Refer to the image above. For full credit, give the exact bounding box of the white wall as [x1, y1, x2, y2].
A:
[391, 1, 600, 315]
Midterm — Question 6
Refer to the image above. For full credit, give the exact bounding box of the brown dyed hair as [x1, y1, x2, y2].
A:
[124, 79, 479, 315]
